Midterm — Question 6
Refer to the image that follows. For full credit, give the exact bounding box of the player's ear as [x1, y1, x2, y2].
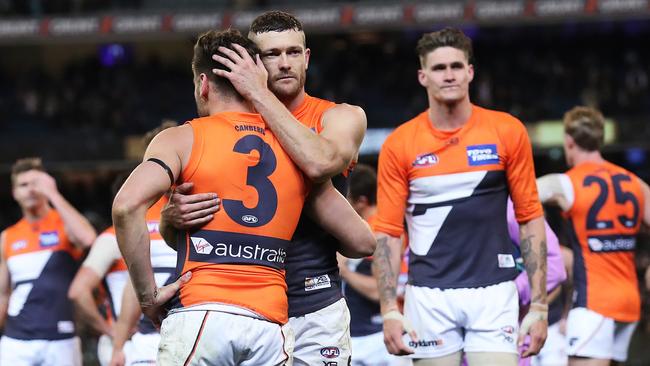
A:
[304, 48, 311, 70]
[199, 73, 210, 100]
[467, 63, 474, 83]
[417, 68, 427, 88]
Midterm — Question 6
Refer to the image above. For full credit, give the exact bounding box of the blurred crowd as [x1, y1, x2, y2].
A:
[1, 21, 650, 156]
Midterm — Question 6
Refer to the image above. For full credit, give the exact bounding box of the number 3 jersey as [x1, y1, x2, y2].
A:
[2, 209, 82, 340]
[374, 105, 543, 289]
[172, 112, 309, 325]
[563, 161, 645, 322]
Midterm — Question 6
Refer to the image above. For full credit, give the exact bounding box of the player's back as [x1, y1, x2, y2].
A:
[2, 210, 82, 340]
[565, 160, 644, 322]
[173, 111, 309, 324]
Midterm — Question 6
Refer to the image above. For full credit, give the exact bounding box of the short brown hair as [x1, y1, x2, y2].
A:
[564, 106, 605, 151]
[416, 27, 473, 66]
[348, 164, 377, 205]
[192, 29, 260, 99]
[250, 11, 303, 35]
[11, 157, 44, 185]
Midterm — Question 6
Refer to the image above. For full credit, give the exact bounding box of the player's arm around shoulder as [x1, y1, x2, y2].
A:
[314, 103, 367, 179]
[306, 180, 375, 257]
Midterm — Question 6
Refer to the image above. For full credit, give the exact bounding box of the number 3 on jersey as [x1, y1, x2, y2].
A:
[583, 173, 640, 230]
[223, 135, 278, 227]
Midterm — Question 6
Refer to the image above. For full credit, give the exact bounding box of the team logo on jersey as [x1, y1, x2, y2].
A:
[305, 274, 331, 291]
[500, 325, 515, 343]
[467, 144, 499, 166]
[412, 153, 439, 167]
[497, 254, 515, 268]
[587, 235, 636, 252]
[320, 347, 340, 358]
[241, 215, 259, 224]
[409, 339, 443, 348]
[191, 237, 213, 255]
[39, 231, 60, 247]
[11, 240, 27, 251]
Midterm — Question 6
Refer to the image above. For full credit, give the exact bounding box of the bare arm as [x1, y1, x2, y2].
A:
[372, 233, 403, 315]
[113, 127, 186, 321]
[0, 232, 9, 330]
[537, 174, 573, 212]
[31, 171, 96, 249]
[306, 180, 375, 258]
[337, 254, 378, 302]
[68, 267, 113, 336]
[213, 44, 366, 182]
[520, 216, 548, 306]
[252, 97, 366, 182]
[110, 279, 141, 366]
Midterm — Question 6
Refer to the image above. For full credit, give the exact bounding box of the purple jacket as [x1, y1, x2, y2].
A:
[507, 198, 566, 305]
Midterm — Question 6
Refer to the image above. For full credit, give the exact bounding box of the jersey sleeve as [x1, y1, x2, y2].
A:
[373, 134, 409, 238]
[81, 233, 122, 277]
[504, 119, 544, 223]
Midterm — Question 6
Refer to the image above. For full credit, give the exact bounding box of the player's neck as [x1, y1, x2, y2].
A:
[282, 89, 306, 112]
[207, 99, 255, 115]
[572, 150, 605, 166]
[22, 203, 50, 223]
[428, 98, 472, 131]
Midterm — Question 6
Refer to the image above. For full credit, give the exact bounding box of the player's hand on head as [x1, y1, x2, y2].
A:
[162, 182, 220, 230]
[31, 171, 58, 198]
[382, 310, 416, 356]
[141, 271, 192, 329]
[211, 44, 269, 101]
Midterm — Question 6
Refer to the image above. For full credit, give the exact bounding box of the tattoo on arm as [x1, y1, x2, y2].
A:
[521, 235, 548, 304]
[373, 237, 397, 309]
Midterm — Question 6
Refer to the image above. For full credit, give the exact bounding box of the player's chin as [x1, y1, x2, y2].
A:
[271, 83, 300, 99]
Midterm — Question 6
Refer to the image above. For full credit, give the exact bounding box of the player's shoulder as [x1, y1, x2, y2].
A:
[385, 111, 427, 145]
[476, 106, 525, 130]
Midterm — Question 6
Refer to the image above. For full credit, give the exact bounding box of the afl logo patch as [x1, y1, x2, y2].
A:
[241, 215, 259, 224]
[320, 347, 340, 358]
[412, 153, 439, 167]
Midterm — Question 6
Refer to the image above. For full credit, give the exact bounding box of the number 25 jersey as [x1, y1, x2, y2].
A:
[564, 161, 644, 322]
[173, 112, 309, 325]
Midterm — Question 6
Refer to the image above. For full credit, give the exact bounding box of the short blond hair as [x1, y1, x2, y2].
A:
[564, 106, 605, 151]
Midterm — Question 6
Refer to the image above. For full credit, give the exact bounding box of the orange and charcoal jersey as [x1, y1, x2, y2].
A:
[564, 161, 645, 322]
[2, 209, 83, 340]
[285, 94, 359, 317]
[374, 105, 543, 289]
[170, 111, 309, 325]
